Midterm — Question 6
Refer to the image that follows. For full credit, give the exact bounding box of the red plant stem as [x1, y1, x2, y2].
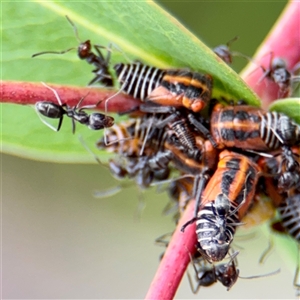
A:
[1, 81, 141, 113]
[145, 199, 197, 300]
[146, 1, 299, 299]
[240, 0, 300, 109]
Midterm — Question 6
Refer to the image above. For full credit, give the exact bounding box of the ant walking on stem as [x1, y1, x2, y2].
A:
[35, 82, 114, 133]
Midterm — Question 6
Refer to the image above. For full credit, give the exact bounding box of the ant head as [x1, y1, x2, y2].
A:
[65, 15, 92, 60]
[213, 36, 239, 64]
[213, 45, 232, 64]
[32, 16, 81, 58]
[215, 263, 239, 290]
[271, 57, 287, 70]
[89, 113, 114, 130]
[78, 40, 92, 59]
[215, 251, 240, 290]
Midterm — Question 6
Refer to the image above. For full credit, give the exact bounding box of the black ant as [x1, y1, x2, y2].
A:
[32, 16, 113, 86]
[188, 250, 280, 292]
[213, 36, 239, 64]
[35, 82, 114, 133]
[258, 53, 300, 98]
[187, 251, 239, 292]
[213, 36, 250, 65]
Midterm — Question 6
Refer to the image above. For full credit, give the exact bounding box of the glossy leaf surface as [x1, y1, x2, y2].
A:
[2, 1, 261, 162]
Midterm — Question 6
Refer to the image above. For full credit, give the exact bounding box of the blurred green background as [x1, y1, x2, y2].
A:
[2, 1, 298, 299]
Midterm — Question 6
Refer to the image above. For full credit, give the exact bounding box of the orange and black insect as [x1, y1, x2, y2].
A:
[163, 134, 218, 220]
[182, 150, 261, 262]
[35, 83, 114, 133]
[164, 135, 217, 220]
[96, 114, 172, 188]
[139, 105, 203, 156]
[32, 16, 113, 86]
[114, 61, 213, 112]
[210, 103, 300, 151]
[97, 114, 169, 157]
[139, 104, 217, 153]
[159, 120, 219, 209]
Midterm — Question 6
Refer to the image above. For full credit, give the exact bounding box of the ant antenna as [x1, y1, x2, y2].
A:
[65, 15, 81, 43]
[32, 15, 80, 58]
[32, 47, 75, 57]
[239, 268, 280, 280]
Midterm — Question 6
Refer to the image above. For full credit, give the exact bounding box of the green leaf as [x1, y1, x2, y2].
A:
[2, 1, 261, 162]
[0, 103, 115, 163]
[269, 98, 300, 124]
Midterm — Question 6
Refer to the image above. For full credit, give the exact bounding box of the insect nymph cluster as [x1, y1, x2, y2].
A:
[32, 15, 300, 295]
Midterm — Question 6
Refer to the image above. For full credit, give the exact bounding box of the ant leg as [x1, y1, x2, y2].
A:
[186, 252, 202, 294]
[103, 83, 129, 114]
[71, 118, 76, 134]
[35, 83, 67, 131]
[188, 114, 218, 148]
[34, 105, 64, 132]
[155, 232, 173, 247]
[93, 44, 107, 62]
[256, 52, 274, 84]
[181, 217, 198, 232]
[139, 114, 155, 156]
[140, 103, 175, 114]
[244, 52, 273, 82]
[95, 42, 132, 63]
[41, 82, 63, 106]
[259, 238, 274, 264]
[193, 172, 210, 218]
[55, 114, 64, 131]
